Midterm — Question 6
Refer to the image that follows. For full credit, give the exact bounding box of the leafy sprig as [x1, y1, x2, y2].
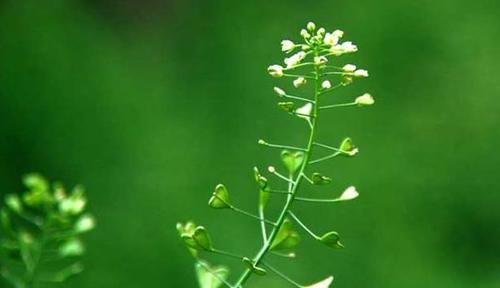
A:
[0, 174, 95, 288]
[177, 21, 374, 288]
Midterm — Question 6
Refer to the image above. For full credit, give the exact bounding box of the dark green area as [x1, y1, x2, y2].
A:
[1, 0, 499, 287]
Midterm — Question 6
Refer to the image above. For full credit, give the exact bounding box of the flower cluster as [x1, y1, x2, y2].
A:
[178, 21, 374, 288]
[0, 174, 95, 287]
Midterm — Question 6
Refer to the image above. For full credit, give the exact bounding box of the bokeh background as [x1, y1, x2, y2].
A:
[1, 0, 500, 287]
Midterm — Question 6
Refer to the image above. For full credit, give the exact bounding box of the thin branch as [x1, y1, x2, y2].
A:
[288, 211, 320, 240]
[260, 262, 302, 288]
[319, 102, 357, 110]
[282, 73, 315, 80]
[259, 205, 268, 243]
[258, 140, 307, 152]
[294, 196, 343, 203]
[309, 152, 341, 164]
[282, 93, 315, 103]
[210, 249, 246, 261]
[313, 142, 340, 151]
[230, 206, 276, 226]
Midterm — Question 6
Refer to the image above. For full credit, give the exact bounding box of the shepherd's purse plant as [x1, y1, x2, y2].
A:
[177, 21, 374, 288]
[0, 174, 95, 288]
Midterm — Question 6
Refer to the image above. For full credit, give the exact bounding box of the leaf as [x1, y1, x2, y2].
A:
[271, 218, 300, 251]
[195, 261, 229, 288]
[319, 231, 344, 249]
[5, 195, 22, 214]
[304, 276, 334, 288]
[281, 150, 305, 174]
[242, 258, 267, 276]
[208, 184, 230, 209]
[311, 173, 332, 185]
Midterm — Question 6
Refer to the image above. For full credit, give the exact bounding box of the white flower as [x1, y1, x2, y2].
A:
[300, 29, 311, 39]
[330, 41, 358, 56]
[281, 40, 295, 53]
[284, 51, 306, 68]
[314, 56, 328, 65]
[323, 29, 344, 46]
[293, 77, 307, 88]
[354, 69, 369, 77]
[304, 276, 334, 288]
[342, 64, 357, 72]
[273, 87, 286, 97]
[317, 27, 326, 36]
[307, 21, 316, 31]
[321, 80, 332, 89]
[355, 93, 375, 106]
[267, 65, 284, 77]
[339, 186, 359, 201]
[295, 103, 313, 122]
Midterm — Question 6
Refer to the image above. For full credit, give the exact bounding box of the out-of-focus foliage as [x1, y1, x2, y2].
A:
[0, 0, 499, 287]
[0, 174, 95, 287]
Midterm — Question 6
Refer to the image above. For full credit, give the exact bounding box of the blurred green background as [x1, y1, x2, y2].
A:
[1, 0, 500, 287]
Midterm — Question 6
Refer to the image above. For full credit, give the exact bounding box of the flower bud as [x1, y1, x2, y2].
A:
[317, 27, 326, 36]
[354, 69, 369, 77]
[267, 65, 284, 77]
[339, 186, 359, 201]
[321, 80, 332, 89]
[293, 77, 307, 88]
[307, 21, 316, 31]
[281, 40, 295, 53]
[355, 93, 374, 106]
[314, 56, 328, 65]
[273, 87, 286, 97]
[342, 64, 357, 72]
[300, 29, 311, 39]
[284, 51, 306, 68]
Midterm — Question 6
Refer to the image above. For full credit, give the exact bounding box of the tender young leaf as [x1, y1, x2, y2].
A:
[242, 258, 267, 276]
[195, 261, 229, 288]
[271, 218, 300, 251]
[304, 276, 334, 288]
[311, 173, 332, 185]
[51, 263, 84, 283]
[281, 150, 305, 174]
[319, 231, 344, 249]
[5, 195, 23, 214]
[253, 167, 268, 189]
[208, 184, 230, 209]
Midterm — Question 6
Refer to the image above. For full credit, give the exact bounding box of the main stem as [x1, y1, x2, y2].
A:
[234, 50, 322, 287]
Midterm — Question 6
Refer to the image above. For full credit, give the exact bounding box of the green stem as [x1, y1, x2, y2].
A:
[234, 48, 322, 287]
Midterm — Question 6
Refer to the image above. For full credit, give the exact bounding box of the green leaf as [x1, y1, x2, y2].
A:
[304, 276, 334, 288]
[192, 226, 213, 251]
[195, 261, 229, 288]
[242, 257, 267, 276]
[253, 167, 268, 189]
[281, 150, 305, 174]
[271, 218, 300, 251]
[311, 173, 332, 185]
[319, 231, 344, 249]
[5, 195, 23, 214]
[1, 209, 11, 231]
[277, 102, 295, 112]
[208, 184, 230, 209]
